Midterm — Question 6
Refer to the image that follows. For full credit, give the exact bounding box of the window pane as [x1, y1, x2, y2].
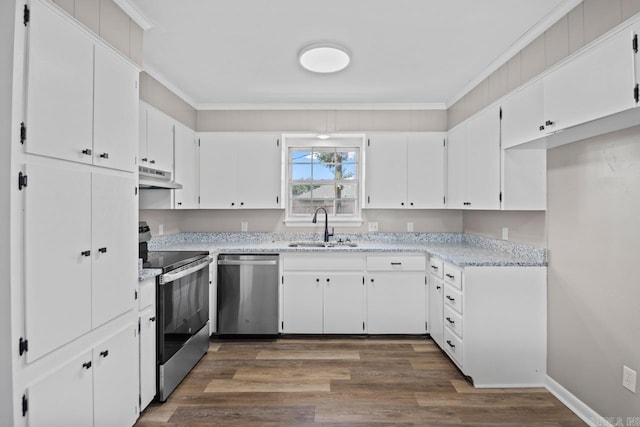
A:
[314, 164, 337, 180]
[291, 199, 330, 215]
[291, 164, 312, 181]
[335, 163, 357, 180]
[291, 184, 316, 199]
[311, 184, 336, 199]
[336, 150, 358, 163]
[291, 150, 313, 163]
[336, 200, 355, 215]
[336, 183, 357, 199]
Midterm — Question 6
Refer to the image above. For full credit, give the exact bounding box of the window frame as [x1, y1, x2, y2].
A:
[282, 133, 366, 227]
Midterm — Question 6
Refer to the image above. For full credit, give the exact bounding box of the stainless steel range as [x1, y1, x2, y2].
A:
[139, 222, 212, 402]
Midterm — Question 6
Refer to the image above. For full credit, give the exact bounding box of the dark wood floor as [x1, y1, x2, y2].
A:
[135, 337, 585, 426]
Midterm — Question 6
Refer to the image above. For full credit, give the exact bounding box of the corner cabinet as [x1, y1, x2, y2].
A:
[139, 102, 175, 174]
[174, 122, 200, 209]
[199, 133, 282, 209]
[365, 133, 446, 209]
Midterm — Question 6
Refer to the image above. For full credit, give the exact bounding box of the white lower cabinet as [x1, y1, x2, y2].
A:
[138, 277, 157, 412]
[365, 255, 427, 334]
[434, 259, 547, 387]
[282, 273, 324, 334]
[27, 325, 138, 427]
[428, 257, 444, 348]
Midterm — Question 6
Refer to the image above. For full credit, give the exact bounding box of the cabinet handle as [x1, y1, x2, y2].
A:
[446, 340, 455, 349]
[99, 152, 109, 159]
[445, 274, 455, 279]
[390, 262, 402, 266]
[539, 125, 545, 131]
[231, 202, 235, 206]
[316, 278, 320, 283]
[446, 317, 455, 325]
[141, 157, 148, 162]
[430, 265, 439, 270]
[99, 350, 109, 358]
[446, 295, 455, 302]
[177, 202, 182, 206]
[149, 160, 156, 164]
[436, 285, 441, 290]
[81, 250, 91, 257]
[410, 202, 414, 206]
[82, 148, 92, 156]
[240, 202, 244, 206]
[401, 202, 405, 206]
[98, 247, 107, 253]
[82, 361, 92, 369]
[326, 278, 330, 283]
[149, 316, 156, 322]
[370, 278, 374, 283]
[545, 120, 554, 126]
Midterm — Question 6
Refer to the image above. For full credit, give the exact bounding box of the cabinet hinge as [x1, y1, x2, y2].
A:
[18, 337, 28, 356]
[18, 172, 27, 191]
[499, 107, 503, 120]
[633, 34, 638, 53]
[634, 84, 639, 103]
[276, 138, 280, 147]
[362, 321, 365, 331]
[281, 321, 284, 329]
[20, 122, 26, 144]
[138, 319, 141, 334]
[134, 290, 138, 300]
[21, 394, 28, 417]
[23, 5, 29, 26]
[367, 139, 370, 147]
[425, 321, 428, 331]
[135, 186, 138, 196]
[367, 196, 370, 204]
[499, 192, 502, 203]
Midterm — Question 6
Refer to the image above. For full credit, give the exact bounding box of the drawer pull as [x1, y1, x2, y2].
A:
[445, 273, 455, 279]
[446, 340, 455, 349]
[82, 361, 92, 369]
[99, 350, 109, 358]
[446, 295, 455, 302]
[430, 265, 439, 270]
[446, 317, 455, 325]
[436, 285, 441, 290]
[390, 262, 402, 266]
[149, 316, 156, 322]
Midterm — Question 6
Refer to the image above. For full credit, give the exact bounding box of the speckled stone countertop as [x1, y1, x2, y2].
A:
[139, 268, 162, 281]
[145, 232, 546, 268]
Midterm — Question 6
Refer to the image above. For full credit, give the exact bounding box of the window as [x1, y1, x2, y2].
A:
[283, 134, 365, 225]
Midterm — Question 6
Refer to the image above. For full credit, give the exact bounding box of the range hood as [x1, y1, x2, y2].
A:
[139, 166, 183, 190]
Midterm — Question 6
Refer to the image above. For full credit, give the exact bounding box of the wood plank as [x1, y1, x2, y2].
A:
[204, 378, 331, 393]
[256, 350, 360, 360]
[233, 366, 351, 380]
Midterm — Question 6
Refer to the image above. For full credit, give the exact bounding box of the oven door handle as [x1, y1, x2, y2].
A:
[217, 259, 278, 266]
[159, 256, 212, 285]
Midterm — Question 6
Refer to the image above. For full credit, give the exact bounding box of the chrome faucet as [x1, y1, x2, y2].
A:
[312, 207, 333, 242]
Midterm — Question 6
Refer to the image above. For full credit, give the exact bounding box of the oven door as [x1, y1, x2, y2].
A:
[157, 256, 212, 364]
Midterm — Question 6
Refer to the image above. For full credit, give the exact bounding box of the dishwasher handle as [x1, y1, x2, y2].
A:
[218, 259, 278, 266]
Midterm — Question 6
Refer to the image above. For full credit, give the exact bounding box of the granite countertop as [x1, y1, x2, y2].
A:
[139, 268, 162, 281]
[143, 232, 546, 268]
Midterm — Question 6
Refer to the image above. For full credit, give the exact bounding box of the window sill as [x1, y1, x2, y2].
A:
[284, 217, 364, 227]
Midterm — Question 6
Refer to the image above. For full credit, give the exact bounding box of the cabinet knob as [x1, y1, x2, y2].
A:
[539, 125, 545, 131]
[240, 202, 244, 206]
[99, 152, 109, 159]
[545, 120, 554, 126]
[326, 278, 330, 282]
[82, 148, 92, 156]
[316, 278, 320, 282]
[149, 160, 156, 164]
[401, 202, 405, 206]
[141, 158, 148, 162]
[410, 202, 414, 206]
[81, 250, 91, 257]
[446, 274, 455, 279]
[82, 361, 92, 369]
[436, 285, 441, 290]
[231, 202, 235, 206]
[99, 350, 109, 358]
[446, 340, 455, 349]
[98, 247, 107, 253]
[370, 278, 374, 283]
[149, 316, 156, 322]
[177, 202, 182, 206]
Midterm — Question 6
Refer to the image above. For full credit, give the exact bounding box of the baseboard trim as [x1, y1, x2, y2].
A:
[545, 375, 612, 427]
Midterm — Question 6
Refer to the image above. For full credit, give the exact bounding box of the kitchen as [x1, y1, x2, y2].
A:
[1, 0, 639, 426]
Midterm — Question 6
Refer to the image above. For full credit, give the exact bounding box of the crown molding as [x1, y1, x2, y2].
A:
[141, 66, 199, 110]
[195, 103, 447, 111]
[112, 0, 153, 30]
[445, 0, 583, 108]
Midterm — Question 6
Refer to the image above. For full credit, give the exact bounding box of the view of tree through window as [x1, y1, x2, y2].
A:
[289, 146, 359, 217]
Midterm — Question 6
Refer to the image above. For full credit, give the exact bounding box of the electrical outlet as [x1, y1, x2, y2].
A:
[158, 224, 164, 236]
[502, 227, 509, 240]
[407, 222, 414, 232]
[241, 222, 248, 232]
[368, 222, 378, 232]
[623, 366, 637, 393]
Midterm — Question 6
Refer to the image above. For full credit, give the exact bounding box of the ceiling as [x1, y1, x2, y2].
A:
[128, 0, 575, 110]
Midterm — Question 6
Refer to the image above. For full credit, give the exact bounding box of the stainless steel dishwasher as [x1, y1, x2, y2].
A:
[217, 254, 279, 335]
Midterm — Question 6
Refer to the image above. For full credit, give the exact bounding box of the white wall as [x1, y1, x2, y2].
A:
[463, 211, 546, 248]
[547, 125, 640, 418]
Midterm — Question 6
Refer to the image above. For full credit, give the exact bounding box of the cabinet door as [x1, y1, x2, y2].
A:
[174, 123, 200, 209]
[407, 133, 445, 208]
[365, 135, 408, 208]
[445, 125, 467, 209]
[24, 161, 92, 362]
[94, 325, 138, 427]
[28, 351, 94, 427]
[282, 274, 323, 333]
[92, 172, 137, 327]
[544, 29, 635, 133]
[26, 0, 94, 164]
[428, 275, 444, 348]
[501, 80, 545, 148]
[199, 135, 238, 208]
[139, 307, 157, 411]
[93, 44, 138, 172]
[237, 134, 282, 208]
[139, 104, 148, 166]
[146, 106, 174, 173]
[367, 273, 426, 334]
[323, 274, 364, 334]
[466, 107, 501, 210]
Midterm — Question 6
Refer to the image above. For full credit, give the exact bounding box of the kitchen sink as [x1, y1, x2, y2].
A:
[288, 241, 358, 248]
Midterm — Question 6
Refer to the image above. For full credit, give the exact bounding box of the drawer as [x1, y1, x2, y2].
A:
[138, 277, 156, 310]
[444, 327, 463, 367]
[283, 254, 364, 271]
[366, 255, 426, 271]
[428, 257, 443, 279]
[443, 305, 463, 338]
[443, 263, 462, 289]
[443, 283, 463, 314]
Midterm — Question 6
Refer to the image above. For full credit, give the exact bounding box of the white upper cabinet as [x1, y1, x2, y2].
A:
[543, 28, 636, 134]
[26, 0, 94, 164]
[141, 103, 175, 173]
[174, 123, 200, 209]
[93, 44, 139, 172]
[447, 108, 500, 210]
[501, 80, 544, 149]
[199, 133, 282, 209]
[366, 133, 445, 209]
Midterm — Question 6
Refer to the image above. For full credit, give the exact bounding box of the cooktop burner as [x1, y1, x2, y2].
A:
[144, 251, 209, 273]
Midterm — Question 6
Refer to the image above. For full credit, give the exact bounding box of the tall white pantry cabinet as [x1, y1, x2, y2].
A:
[5, 1, 140, 425]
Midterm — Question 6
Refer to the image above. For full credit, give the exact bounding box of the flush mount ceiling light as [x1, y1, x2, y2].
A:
[298, 43, 350, 73]
[316, 133, 331, 140]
